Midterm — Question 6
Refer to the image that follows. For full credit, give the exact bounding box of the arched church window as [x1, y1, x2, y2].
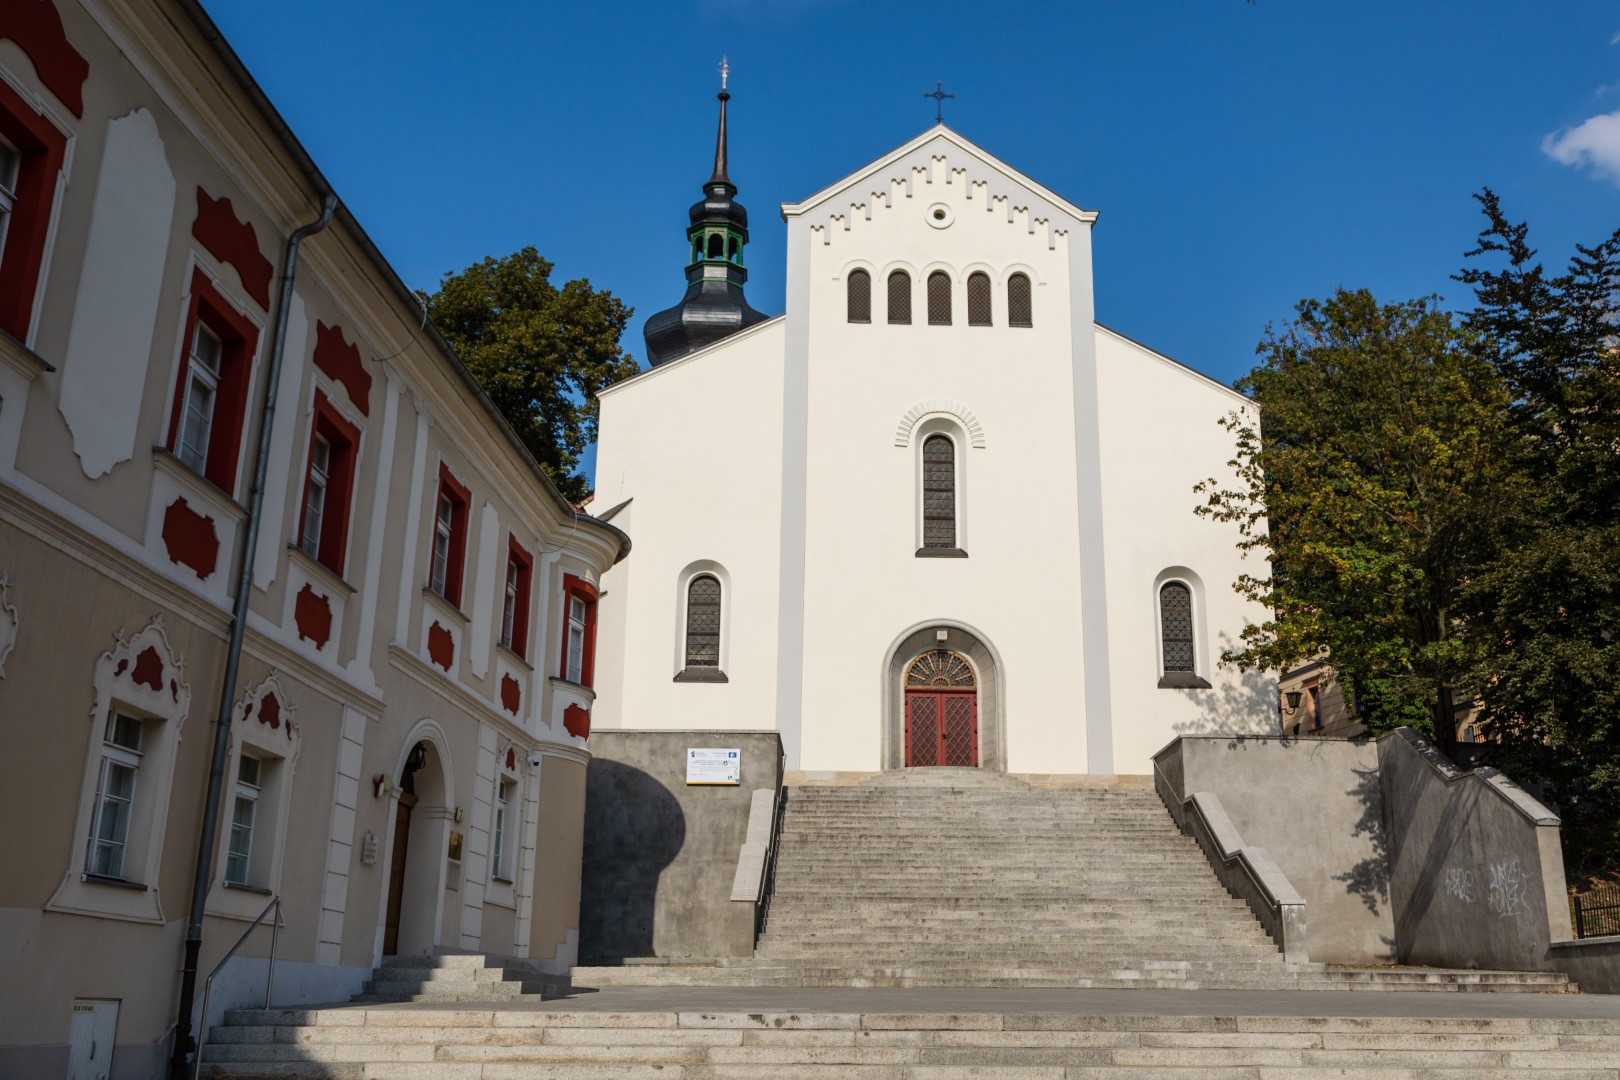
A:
[1160, 582, 1194, 673]
[675, 573, 728, 682]
[967, 272, 992, 326]
[888, 270, 912, 325]
[1008, 273, 1033, 328]
[927, 271, 952, 325]
[728, 237, 741, 263]
[921, 434, 957, 551]
[707, 234, 724, 258]
[847, 269, 871, 324]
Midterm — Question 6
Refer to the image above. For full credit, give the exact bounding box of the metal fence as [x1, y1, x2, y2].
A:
[1571, 882, 1620, 939]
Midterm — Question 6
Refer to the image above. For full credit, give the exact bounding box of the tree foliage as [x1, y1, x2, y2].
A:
[1196, 289, 1519, 758]
[423, 247, 638, 503]
[1454, 192, 1620, 877]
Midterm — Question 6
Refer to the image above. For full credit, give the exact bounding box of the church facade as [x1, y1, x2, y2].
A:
[592, 100, 1274, 775]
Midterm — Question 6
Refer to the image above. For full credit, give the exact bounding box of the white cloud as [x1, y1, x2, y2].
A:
[1543, 109, 1620, 184]
[1611, 29, 1620, 44]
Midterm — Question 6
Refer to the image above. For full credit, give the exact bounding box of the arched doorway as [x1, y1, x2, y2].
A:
[882, 622, 1006, 771]
[382, 736, 452, 956]
[904, 650, 978, 767]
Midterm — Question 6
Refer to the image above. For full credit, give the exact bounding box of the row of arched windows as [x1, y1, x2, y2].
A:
[675, 569, 1213, 689]
[848, 270, 1032, 328]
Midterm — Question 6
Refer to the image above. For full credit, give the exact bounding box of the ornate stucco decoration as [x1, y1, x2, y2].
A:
[895, 400, 986, 448]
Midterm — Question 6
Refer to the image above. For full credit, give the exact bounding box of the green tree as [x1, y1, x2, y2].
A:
[423, 248, 639, 503]
[1455, 192, 1620, 876]
[1196, 288, 1521, 758]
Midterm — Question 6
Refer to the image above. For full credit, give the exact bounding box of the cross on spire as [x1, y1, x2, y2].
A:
[923, 80, 954, 125]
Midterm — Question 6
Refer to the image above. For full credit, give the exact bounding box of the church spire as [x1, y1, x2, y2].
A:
[642, 63, 769, 368]
[708, 59, 732, 190]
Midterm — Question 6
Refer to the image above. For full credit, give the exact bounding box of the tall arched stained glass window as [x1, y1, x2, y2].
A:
[921, 434, 956, 550]
[967, 272, 992, 326]
[684, 575, 722, 669]
[1008, 272, 1033, 328]
[927, 271, 952, 325]
[888, 270, 912, 325]
[847, 269, 871, 323]
[1160, 581, 1194, 673]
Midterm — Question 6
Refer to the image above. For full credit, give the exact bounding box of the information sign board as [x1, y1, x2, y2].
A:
[686, 747, 741, 785]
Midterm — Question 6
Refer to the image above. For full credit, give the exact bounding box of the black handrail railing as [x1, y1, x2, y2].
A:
[754, 786, 788, 946]
[1572, 884, 1620, 940]
[192, 895, 282, 1079]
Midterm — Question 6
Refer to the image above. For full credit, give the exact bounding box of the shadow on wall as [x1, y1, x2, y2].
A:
[1336, 763, 1392, 916]
[578, 759, 685, 965]
[1173, 635, 1276, 736]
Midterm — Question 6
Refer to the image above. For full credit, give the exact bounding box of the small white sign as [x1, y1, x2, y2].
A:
[686, 747, 741, 786]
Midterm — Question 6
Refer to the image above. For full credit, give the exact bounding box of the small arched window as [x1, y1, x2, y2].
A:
[967, 272, 992, 326]
[676, 574, 728, 682]
[1158, 581, 1210, 689]
[847, 269, 871, 324]
[728, 237, 741, 262]
[1008, 272, 1033, 328]
[887, 270, 912, 325]
[920, 434, 957, 552]
[927, 271, 952, 325]
[707, 234, 724, 258]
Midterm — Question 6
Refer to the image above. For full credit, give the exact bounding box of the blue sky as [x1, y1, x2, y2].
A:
[205, 1, 1619, 484]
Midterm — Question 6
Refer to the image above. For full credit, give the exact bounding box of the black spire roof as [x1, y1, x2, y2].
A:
[643, 82, 768, 368]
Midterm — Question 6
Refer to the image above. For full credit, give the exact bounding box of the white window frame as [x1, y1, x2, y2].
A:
[50, 621, 191, 924]
[565, 595, 586, 683]
[672, 561, 732, 679]
[500, 557, 520, 649]
[911, 417, 970, 553]
[1153, 568, 1212, 689]
[86, 714, 143, 880]
[300, 433, 331, 558]
[430, 491, 455, 597]
[210, 674, 301, 920]
[491, 779, 513, 882]
[177, 321, 224, 473]
[224, 754, 260, 886]
[0, 133, 19, 271]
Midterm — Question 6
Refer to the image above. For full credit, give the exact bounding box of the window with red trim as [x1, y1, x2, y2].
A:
[0, 78, 68, 342]
[296, 391, 360, 576]
[428, 463, 470, 607]
[500, 535, 534, 658]
[165, 269, 260, 495]
[559, 574, 598, 687]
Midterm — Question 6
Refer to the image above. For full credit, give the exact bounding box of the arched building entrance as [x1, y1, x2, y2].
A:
[381, 728, 453, 957]
[882, 621, 1006, 771]
[904, 651, 978, 766]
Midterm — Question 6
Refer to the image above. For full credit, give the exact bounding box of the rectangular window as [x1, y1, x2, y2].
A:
[558, 574, 599, 688]
[491, 780, 513, 881]
[225, 754, 261, 887]
[428, 463, 471, 607]
[0, 80, 70, 341]
[165, 269, 261, 495]
[297, 392, 361, 575]
[86, 713, 143, 880]
[500, 536, 534, 657]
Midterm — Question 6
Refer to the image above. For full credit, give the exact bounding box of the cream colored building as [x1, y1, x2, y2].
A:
[593, 112, 1275, 776]
[0, 2, 626, 1075]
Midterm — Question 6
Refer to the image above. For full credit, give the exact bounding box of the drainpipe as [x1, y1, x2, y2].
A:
[169, 191, 338, 1080]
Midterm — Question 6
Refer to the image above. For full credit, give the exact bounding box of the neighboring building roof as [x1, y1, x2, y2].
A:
[171, 0, 629, 563]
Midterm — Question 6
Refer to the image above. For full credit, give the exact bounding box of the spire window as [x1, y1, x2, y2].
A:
[888, 271, 912, 325]
[847, 269, 871, 324]
[927, 271, 952, 326]
[967, 272, 992, 326]
[1008, 273, 1033, 328]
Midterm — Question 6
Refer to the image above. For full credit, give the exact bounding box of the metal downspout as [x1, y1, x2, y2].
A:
[169, 191, 338, 1080]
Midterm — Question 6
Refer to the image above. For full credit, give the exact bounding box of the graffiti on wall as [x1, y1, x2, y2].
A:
[1487, 858, 1530, 918]
[1444, 867, 1475, 904]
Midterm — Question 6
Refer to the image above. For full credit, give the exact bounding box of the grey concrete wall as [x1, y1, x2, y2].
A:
[578, 730, 783, 963]
[1155, 735, 1397, 963]
[1380, 728, 1571, 971]
[1547, 937, 1620, 995]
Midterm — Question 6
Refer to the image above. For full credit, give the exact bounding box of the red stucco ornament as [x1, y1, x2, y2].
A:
[161, 497, 219, 580]
[293, 584, 333, 649]
[192, 189, 273, 309]
[500, 673, 521, 715]
[562, 703, 591, 740]
[427, 621, 455, 672]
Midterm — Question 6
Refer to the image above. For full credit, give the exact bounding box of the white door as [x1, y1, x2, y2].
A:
[67, 1000, 119, 1080]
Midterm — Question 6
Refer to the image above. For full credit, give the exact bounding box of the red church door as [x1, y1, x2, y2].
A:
[903, 650, 979, 767]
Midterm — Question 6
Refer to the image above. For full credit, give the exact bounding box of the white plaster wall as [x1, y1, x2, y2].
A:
[593, 320, 786, 731]
[1093, 328, 1275, 773]
[794, 153, 1088, 773]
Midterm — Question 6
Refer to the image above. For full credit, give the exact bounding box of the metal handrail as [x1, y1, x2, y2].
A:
[192, 896, 281, 1080]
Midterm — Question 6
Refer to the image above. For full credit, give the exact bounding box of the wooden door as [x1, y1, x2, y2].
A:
[904, 690, 978, 767]
[382, 792, 416, 955]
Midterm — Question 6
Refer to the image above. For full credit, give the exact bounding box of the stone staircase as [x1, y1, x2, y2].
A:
[197, 1005, 1620, 1077]
[350, 953, 569, 1003]
[572, 768, 1573, 992]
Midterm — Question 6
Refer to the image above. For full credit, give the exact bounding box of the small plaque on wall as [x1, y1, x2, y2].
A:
[686, 748, 741, 786]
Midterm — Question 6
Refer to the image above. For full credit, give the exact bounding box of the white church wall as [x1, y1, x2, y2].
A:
[593, 319, 787, 732]
[792, 146, 1095, 773]
[1092, 327, 1275, 774]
